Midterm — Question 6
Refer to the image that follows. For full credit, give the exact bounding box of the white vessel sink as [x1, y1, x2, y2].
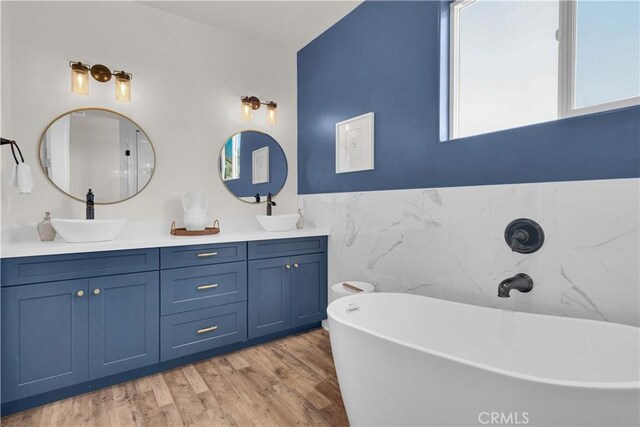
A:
[256, 214, 299, 232]
[51, 219, 128, 243]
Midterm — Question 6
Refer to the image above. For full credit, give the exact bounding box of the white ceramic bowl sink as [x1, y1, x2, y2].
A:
[51, 219, 128, 243]
[256, 214, 299, 232]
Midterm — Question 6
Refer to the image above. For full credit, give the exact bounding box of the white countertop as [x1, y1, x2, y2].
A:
[1, 220, 330, 258]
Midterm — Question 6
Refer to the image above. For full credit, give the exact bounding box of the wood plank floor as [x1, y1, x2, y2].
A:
[1, 329, 349, 427]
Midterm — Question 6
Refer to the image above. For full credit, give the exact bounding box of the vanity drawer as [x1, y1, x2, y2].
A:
[160, 242, 246, 269]
[160, 302, 247, 361]
[1, 249, 159, 287]
[160, 262, 247, 315]
[248, 236, 327, 260]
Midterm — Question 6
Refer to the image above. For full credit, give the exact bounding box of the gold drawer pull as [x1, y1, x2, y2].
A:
[285, 264, 291, 270]
[196, 252, 218, 257]
[197, 284, 218, 291]
[293, 263, 299, 268]
[197, 326, 218, 334]
[76, 290, 85, 297]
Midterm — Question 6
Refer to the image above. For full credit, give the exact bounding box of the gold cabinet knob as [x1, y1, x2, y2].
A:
[293, 263, 299, 268]
[93, 288, 101, 295]
[285, 264, 291, 270]
[76, 290, 85, 297]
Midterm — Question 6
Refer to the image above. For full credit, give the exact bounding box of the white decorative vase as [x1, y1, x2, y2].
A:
[182, 192, 209, 231]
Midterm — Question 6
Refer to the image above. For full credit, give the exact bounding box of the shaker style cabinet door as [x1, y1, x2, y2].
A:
[1, 279, 89, 402]
[248, 257, 291, 338]
[88, 271, 159, 379]
[290, 253, 327, 327]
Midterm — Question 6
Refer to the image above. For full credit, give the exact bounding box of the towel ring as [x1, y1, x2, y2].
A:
[1, 138, 24, 165]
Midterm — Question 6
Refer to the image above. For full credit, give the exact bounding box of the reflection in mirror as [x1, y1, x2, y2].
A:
[39, 109, 155, 204]
[218, 131, 287, 203]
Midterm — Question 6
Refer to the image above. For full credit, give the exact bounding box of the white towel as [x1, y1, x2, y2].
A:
[15, 162, 33, 194]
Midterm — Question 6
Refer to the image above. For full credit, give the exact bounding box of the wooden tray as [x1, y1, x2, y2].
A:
[170, 220, 220, 236]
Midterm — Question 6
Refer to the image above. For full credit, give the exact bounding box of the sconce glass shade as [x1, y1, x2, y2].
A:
[241, 97, 253, 121]
[115, 71, 132, 102]
[266, 102, 277, 125]
[70, 63, 89, 95]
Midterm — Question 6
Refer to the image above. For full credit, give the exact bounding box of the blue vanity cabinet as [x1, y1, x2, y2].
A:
[1, 279, 89, 402]
[248, 257, 292, 338]
[88, 271, 159, 379]
[1, 249, 160, 406]
[290, 253, 328, 327]
[247, 236, 328, 339]
[1, 236, 327, 415]
[159, 245, 249, 361]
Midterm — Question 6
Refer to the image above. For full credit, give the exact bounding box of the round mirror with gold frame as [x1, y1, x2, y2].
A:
[218, 130, 287, 203]
[38, 108, 156, 204]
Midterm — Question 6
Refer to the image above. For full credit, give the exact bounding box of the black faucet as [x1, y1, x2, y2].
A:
[266, 193, 276, 216]
[509, 229, 529, 252]
[86, 189, 95, 220]
[497, 273, 533, 298]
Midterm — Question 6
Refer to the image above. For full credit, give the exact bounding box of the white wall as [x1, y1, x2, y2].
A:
[1, 1, 297, 227]
[303, 178, 640, 326]
[1, 3, 13, 223]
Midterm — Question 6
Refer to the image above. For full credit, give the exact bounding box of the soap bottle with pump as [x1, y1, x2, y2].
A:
[37, 211, 56, 241]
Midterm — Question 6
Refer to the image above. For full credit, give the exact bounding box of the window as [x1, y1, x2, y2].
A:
[450, 0, 640, 140]
[221, 134, 241, 181]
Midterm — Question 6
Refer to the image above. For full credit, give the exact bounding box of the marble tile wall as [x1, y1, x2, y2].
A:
[302, 178, 640, 326]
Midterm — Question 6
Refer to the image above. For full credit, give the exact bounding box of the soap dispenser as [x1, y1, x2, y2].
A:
[37, 211, 56, 241]
[296, 208, 305, 229]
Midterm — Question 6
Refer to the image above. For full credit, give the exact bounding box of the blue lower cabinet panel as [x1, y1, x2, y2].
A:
[248, 237, 327, 260]
[248, 257, 291, 339]
[160, 302, 247, 361]
[291, 253, 328, 327]
[1, 279, 89, 402]
[88, 272, 159, 379]
[160, 261, 247, 315]
[1, 248, 159, 287]
[160, 242, 246, 269]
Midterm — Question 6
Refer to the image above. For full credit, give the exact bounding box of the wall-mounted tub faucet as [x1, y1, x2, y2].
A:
[504, 218, 544, 254]
[509, 229, 528, 251]
[497, 273, 533, 298]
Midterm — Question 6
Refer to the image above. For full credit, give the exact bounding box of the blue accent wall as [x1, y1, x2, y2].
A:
[297, 1, 640, 194]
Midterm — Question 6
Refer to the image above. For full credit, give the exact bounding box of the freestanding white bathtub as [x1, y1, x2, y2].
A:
[328, 293, 640, 427]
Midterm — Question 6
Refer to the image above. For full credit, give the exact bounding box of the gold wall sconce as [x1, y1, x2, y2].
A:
[241, 96, 277, 125]
[70, 61, 133, 102]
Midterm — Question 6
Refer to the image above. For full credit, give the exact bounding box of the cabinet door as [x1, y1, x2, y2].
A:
[88, 271, 159, 379]
[248, 257, 291, 338]
[1, 280, 88, 402]
[291, 253, 328, 327]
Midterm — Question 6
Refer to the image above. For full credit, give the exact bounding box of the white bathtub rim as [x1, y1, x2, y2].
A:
[327, 293, 640, 391]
